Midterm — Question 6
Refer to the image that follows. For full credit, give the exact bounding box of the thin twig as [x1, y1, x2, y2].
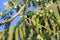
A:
[0, 4, 26, 25]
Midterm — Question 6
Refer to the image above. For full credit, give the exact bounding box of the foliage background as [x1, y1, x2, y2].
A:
[0, 0, 60, 40]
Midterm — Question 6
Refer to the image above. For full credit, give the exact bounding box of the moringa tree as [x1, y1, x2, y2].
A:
[0, 0, 60, 40]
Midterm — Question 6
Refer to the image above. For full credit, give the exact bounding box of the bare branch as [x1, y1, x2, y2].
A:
[0, 4, 26, 25]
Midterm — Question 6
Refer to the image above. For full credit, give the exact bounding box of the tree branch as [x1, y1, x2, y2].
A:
[0, 4, 26, 25]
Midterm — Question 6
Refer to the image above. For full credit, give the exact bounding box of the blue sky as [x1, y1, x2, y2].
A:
[0, 0, 20, 30]
[0, 0, 6, 30]
[0, 0, 35, 31]
[0, 0, 5, 12]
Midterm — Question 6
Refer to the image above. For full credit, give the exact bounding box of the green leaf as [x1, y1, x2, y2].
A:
[37, 34, 43, 40]
[27, 11, 35, 18]
[0, 12, 4, 16]
[15, 27, 18, 40]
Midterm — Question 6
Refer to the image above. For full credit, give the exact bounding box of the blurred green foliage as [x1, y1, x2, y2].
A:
[0, 0, 60, 40]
